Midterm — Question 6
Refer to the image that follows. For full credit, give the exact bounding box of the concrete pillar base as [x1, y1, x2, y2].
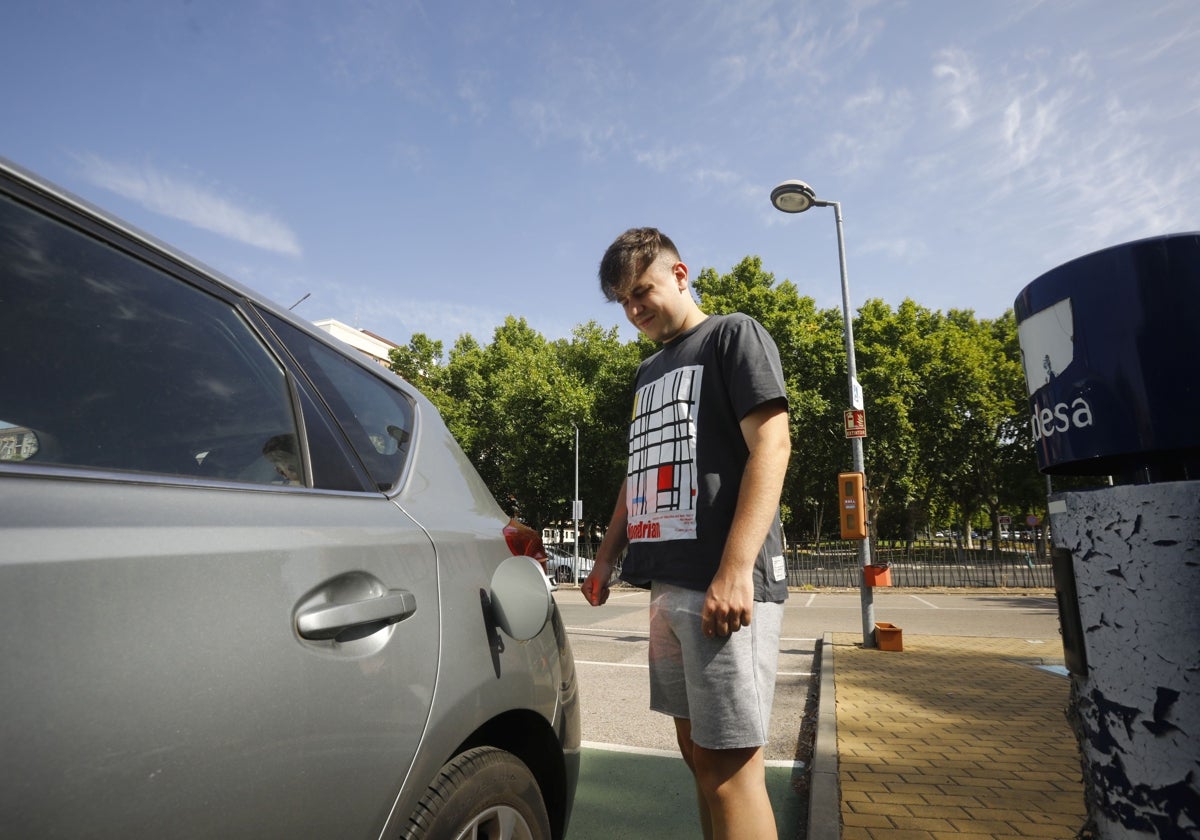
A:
[1050, 480, 1199, 838]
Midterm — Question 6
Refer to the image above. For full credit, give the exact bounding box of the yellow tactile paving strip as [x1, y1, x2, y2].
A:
[831, 634, 1087, 839]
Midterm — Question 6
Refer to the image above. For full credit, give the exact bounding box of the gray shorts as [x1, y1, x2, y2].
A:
[647, 581, 783, 750]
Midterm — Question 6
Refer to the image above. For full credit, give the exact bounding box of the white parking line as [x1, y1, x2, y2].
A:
[575, 660, 811, 678]
[568, 628, 819, 644]
[909, 594, 940, 608]
[582, 741, 679, 758]
[582, 741, 803, 770]
[566, 627, 649, 637]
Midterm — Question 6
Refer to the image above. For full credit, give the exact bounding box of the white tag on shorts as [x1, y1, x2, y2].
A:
[771, 554, 785, 582]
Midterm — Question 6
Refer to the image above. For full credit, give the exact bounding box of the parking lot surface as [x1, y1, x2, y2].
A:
[558, 587, 1061, 838]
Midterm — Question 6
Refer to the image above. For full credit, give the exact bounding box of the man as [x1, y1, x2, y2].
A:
[582, 228, 790, 840]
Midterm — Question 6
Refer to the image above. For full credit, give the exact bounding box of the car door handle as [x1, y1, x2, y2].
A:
[296, 590, 417, 641]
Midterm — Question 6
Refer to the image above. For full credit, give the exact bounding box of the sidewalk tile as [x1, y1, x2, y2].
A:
[832, 633, 1087, 839]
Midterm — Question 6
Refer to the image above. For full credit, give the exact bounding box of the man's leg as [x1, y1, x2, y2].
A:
[652, 586, 783, 839]
[673, 717, 714, 840]
[690, 740, 776, 840]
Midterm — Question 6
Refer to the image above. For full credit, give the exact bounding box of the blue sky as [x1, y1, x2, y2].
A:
[4, 1, 1197, 351]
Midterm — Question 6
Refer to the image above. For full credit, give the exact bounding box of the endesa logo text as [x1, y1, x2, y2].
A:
[1030, 396, 1093, 441]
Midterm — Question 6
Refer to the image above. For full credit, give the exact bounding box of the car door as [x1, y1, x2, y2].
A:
[0, 181, 439, 839]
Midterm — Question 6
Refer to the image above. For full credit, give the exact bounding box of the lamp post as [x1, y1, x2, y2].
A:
[770, 179, 876, 647]
[572, 424, 581, 578]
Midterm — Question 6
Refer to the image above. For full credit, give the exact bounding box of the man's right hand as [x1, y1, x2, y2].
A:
[581, 561, 612, 606]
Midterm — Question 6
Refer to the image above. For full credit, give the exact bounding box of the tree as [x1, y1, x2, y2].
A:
[388, 333, 444, 385]
[397, 318, 645, 536]
[853, 299, 938, 543]
[901, 309, 1031, 548]
[553, 321, 648, 541]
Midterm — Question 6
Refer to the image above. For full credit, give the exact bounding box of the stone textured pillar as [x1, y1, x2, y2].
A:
[1049, 481, 1200, 838]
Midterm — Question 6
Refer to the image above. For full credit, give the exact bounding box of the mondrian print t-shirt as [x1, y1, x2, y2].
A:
[620, 313, 789, 602]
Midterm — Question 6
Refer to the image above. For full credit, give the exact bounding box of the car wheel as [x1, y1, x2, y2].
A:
[404, 746, 551, 840]
[555, 565, 573, 584]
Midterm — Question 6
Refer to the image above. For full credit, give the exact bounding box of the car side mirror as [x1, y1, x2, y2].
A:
[0, 424, 40, 462]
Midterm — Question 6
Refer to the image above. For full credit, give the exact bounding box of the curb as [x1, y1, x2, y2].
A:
[807, 631, 840, 840]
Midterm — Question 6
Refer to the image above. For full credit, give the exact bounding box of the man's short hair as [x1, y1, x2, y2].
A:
[599, 227, 680, 301]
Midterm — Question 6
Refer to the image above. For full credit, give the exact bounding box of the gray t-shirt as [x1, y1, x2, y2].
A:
[619, 313, 789, 602]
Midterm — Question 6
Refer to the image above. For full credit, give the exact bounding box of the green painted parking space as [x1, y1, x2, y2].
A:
[567, 747, 803, 839]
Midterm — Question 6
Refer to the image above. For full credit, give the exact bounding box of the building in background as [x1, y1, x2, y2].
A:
[313, 319, 398, 368]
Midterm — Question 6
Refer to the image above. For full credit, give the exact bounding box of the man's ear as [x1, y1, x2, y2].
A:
[673, 260, 689, 290]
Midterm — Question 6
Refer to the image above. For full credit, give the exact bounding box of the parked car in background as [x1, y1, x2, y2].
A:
[547, 549, 594, 584]
[0, 159, 579, 839]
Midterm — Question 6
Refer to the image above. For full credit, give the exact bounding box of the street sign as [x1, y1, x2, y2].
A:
[844, 409, 866, 438]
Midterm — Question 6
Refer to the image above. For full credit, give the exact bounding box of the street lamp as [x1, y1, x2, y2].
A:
[771, 179, 877, 647]
[572, 424, 581, 578]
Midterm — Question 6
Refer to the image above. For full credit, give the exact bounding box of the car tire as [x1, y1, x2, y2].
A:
[403, 746, 551, 840]
[555, 565, 573, 584]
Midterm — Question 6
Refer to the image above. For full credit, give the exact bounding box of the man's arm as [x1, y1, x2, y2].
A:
[582, 480, 628, 607]
[702, 399, 791, 637]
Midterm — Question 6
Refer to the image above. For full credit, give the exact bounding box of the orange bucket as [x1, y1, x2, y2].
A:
[864, 564, 892, 587]
[874, 622, 903, 651]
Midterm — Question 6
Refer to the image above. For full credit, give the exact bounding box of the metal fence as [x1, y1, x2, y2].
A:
[785, 540, 1054, 589]
[557, 538, 1055, 589]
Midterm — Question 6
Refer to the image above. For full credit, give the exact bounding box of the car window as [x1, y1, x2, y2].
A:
[0, 192, 299, 485]
[260, 312, 414, 492]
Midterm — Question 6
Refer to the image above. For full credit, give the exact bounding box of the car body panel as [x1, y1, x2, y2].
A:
[0, 476, 440, 838]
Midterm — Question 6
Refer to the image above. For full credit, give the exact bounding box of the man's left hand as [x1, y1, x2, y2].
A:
[701, 574, 754, 637]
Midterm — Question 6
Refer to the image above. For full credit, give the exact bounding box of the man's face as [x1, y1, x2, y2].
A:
[618, 256, 694, 343]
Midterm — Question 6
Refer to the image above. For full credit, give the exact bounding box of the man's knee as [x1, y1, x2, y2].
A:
[689, 744, 763, 798]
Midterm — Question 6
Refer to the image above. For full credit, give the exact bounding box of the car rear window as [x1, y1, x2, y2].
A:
[259, 311, 415, 493]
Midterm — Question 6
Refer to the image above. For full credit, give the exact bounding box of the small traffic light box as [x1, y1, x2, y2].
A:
[838, 472, 868, 540]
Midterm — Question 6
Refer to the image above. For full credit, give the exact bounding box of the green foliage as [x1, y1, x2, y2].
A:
[393, 317, 643, 537]
[388, 333, 444, 384]
[391, 258, 1045, 544]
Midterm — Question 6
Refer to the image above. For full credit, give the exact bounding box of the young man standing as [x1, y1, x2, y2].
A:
[582, 228, 791, 840]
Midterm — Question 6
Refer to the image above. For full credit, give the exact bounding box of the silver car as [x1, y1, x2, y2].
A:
[547, 550, 594, 585]
[0, 159, 579, 839]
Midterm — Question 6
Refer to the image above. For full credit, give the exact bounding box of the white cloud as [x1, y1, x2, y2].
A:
[321, 286, 509, 349]
[931, 47, 980, 129]
[909, 28, 1200, 285]
[512, 98, 621, 161]
[860, 235, 928, 263]
[844, 84, 886, 111]
[457, 69, 491, 121]
[635, 145, 685, 173]
[1000, 89, 1067, 171]
[74, 155, 302, 257]
[820, 85, 914, 176]
[692, 167, 742, 189]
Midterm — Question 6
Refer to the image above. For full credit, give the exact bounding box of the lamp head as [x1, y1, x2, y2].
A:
[770, 179, 818, 213]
